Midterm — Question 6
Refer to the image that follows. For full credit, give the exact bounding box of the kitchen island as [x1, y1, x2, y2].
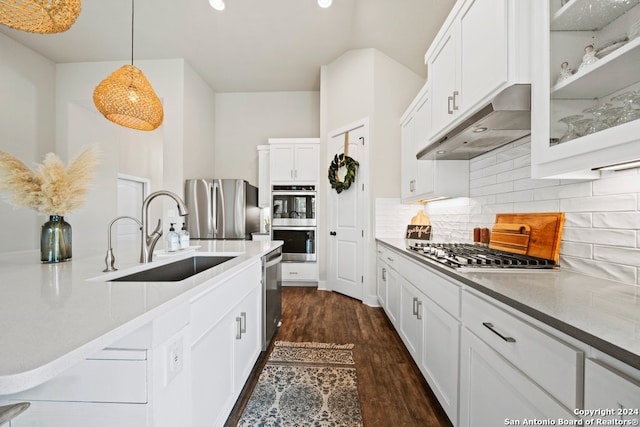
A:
[0, 239, 282, 426]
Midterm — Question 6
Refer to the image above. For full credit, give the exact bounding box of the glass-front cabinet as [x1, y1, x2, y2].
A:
[532, 0, 640, 178]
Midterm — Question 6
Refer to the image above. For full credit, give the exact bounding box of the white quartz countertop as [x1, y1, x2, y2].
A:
[377, 238, 640, 370]
[0, 239, 282, 395]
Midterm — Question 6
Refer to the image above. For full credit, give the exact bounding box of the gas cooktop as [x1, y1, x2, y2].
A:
[407, 242, 558, 271]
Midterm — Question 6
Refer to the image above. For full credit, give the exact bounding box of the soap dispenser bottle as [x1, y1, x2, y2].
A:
[166, 223, 179, 252]
[179, 222, 190, 250]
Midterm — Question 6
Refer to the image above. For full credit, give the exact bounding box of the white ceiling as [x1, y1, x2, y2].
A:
[0, 0, 455, 93]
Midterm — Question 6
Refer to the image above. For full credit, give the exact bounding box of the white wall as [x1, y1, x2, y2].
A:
[320, 48, 424, 303]
[0, 33, 56, 253]
[213, 91, 320, 186]
[183, 63, 217, 180]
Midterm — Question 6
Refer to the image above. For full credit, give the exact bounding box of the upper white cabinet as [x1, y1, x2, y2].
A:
[531, 0, 640, 178]
[257, 145, 270, 208]
[400, 82, 469, 202]
[425, 0, 532, 142]
[268, 138, 320, 184]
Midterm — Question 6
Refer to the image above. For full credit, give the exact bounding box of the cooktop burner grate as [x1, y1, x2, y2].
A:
[407, 242, 557, 270]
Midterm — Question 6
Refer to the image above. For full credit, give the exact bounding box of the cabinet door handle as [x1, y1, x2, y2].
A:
[412, 297, 418, 316]
[240, 312, 247, 333]
[290, 170, 294, 178]
[482, 322, 516, 343]
[386, 257, 394, 262]
[416, 300, 423, 320]
[382, 267, 387, 281]
[236, 317, 243, 340]
[330, 231, 337, 236]
[447, 95, 453, 114]
[452, 91, 459, 111]
[289, 271, 298, 275]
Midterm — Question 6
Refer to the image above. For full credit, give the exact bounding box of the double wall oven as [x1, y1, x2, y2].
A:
[271, 185, 316, 262]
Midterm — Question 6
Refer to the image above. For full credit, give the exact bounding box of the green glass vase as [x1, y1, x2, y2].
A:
[41, 215, 72, 263]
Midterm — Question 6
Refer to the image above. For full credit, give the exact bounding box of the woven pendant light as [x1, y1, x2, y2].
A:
[93, 65, 163, 131]
[92, 0, 163, 131]
[0, 0, 81, 34]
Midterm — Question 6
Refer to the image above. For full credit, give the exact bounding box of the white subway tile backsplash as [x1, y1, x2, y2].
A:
[593, 212, 640, 229]
[560, 241, 593, 258]
[562, 227, 636, 247]
[560, 194, 637, 212]
[593, 172, 640, 195]
[378, 139, 640, 286]
[533, 182, 592, 201]
[594, 246, 640, 267]
[496, 189, 534, 204]
[564, 212, 592, 227]
[496, 166, 531, 183]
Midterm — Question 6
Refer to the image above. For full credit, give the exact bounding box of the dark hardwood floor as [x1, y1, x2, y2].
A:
[226, 287, 452, 427]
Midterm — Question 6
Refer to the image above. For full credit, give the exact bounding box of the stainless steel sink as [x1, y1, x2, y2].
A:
[110, 256, 236, 282]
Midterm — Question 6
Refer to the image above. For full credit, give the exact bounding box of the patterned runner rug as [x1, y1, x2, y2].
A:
[238, 341, 364, 427]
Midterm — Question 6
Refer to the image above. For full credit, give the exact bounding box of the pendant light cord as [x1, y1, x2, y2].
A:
[131, 0, 135, 66]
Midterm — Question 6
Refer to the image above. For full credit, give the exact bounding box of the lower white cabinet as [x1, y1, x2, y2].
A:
[190, 261, 262, 427]
[399, 278, 423, 361]
[377, 243, 460, 425]
[459, 328, 577, 426]
[281, 262, 318, 284]
[375, 248, 387, 308]
[420, 297, 460, 424]
[583, 358, 640, 424]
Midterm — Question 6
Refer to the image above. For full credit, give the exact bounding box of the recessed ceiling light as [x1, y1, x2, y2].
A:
[473, 127, 488, 133]
[318, 0, 332, 8]
[209, 0, 225, 11]
[436, 150, 447, 155]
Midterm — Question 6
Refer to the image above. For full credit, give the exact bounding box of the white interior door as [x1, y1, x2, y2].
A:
[327, 120, 368, 301]
[116, 174, 149, 243]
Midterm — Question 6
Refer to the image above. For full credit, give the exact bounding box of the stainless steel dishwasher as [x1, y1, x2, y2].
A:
[262, 247, 282, 350]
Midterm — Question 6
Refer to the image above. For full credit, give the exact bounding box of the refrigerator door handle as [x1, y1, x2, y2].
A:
[234, 180, 243, 237]
[216, 180, 225, 238]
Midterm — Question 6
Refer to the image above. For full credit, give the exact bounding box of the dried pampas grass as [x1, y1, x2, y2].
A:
[0, 146, 99, 216]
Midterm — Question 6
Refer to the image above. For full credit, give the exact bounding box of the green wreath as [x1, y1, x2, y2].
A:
[328, 153, 359, 194]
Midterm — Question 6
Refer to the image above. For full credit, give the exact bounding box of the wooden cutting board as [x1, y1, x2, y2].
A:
[488, 223, 531, 255]
[490, 213, 565, 262]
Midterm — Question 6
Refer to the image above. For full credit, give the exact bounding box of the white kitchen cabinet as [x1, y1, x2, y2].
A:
[531, 1, 640, 178]
[399, 279, 423, 361]
[257, 144, 270, 207]
[376, 244, 400, 327]
[425, 0, 531, 143]
[268, 138, 320, 184]
[401, 83, 469, 202]
[377, 244, 461, 425]
[420, 297, 460, 425]
[584, 358, 640, 424]
[190, 261, 262, 427]
[459, 328, 578, 426]
[462, 290, 583, 410]
[375, 247, 387, 308]
[281, 261, 318, 285]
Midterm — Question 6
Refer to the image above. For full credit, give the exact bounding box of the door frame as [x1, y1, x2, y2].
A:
[326, 117, 371, 303]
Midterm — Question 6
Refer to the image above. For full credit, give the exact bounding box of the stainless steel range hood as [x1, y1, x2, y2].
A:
[417, 84, 531, 161]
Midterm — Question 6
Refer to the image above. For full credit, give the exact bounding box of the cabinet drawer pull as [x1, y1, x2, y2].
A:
[447, 95, 453, 114]
[236, 317, 243, 340]
[482, 322, 516, 343]
[240, 312, 247, 333]
[452, 91, 459, 111]
[386, 257, 394, 262]
[412, 297, 418, 316]
[416, 300, 423, 320]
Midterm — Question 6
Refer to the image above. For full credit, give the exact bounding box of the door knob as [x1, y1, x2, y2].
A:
[330, 231, 337, 236]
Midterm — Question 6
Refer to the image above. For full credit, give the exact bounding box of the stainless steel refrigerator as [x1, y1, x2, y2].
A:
[184, 179, 260, 240]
